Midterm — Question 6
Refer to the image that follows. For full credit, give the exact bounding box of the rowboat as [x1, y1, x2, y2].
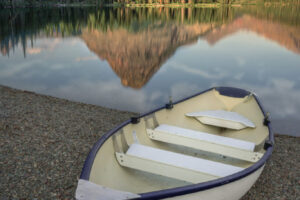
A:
[76, 87, 274, 200]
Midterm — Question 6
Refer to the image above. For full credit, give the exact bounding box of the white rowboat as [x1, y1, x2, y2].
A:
[76, 87, 274, 200]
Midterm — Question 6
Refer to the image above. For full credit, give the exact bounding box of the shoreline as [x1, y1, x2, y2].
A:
[1, 2, 299, 8]
[0, 85, 299, 199]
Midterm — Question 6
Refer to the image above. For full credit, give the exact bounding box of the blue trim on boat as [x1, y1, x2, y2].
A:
[79, 86, 274, 199]
[215, 87, 250, 98]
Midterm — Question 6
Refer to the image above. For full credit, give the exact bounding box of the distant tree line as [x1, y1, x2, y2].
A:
[1, 0, 299, 8]
[1, 5, 298, 56]
[0, 0, 234, 8]
[0, 6, 233, 56]
[0, 0, 102, 8]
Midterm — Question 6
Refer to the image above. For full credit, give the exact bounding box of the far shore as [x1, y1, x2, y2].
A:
[1, 1, 299, 8]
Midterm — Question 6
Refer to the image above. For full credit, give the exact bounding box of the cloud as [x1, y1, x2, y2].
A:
[170, 82, 199, 101]
[170, 62, 227, 79]
[0, 60, 43, 78]
[149, 91, 164, 102]
[32, 38, 80, 53]
[75, 56, 98, 62]
[27, 48, 42, 55]
[49, 80, 159, 113]
[46, 38, 61, 52]
[226, 78, 300, 119]
[235, 57, 246, 67]
[234, 72, 245, 81]
[32, 38, 62, 53]
[70, 39, 80, 46]
[271, 78, 294, 89]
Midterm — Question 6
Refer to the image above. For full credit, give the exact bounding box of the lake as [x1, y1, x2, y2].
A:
[0, 6, 299, 136]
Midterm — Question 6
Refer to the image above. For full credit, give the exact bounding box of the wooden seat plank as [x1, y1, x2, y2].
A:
[146, 124, 263, 162]
[116, 144, 244, 183]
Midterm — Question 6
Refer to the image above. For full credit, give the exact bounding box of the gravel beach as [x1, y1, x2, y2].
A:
[0, 85, 299, 200]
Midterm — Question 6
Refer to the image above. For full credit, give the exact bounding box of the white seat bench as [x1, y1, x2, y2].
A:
[186, 110, 255, 130]
[116, 143, 244, 184]
[146, 124, 263, 162]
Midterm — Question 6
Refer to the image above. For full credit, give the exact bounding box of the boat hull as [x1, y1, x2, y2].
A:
[77, 87, 274, 200]
[164, 165, 264, 200]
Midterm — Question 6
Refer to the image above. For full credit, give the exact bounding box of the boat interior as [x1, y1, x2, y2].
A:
[88, 88, 269, 194]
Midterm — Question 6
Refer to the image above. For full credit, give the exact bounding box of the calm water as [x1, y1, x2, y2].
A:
[1, 6, 300, 136]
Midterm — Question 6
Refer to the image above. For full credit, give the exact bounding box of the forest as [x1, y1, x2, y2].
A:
[1, 5, 299, 57]
[0, 0, 219, 8]
[1, 0, 299, 8]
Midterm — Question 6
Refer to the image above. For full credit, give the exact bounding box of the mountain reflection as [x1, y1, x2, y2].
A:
[1, 6, 299, 88]
[81, 23, 214, 88]
[203, 15, 300, 55]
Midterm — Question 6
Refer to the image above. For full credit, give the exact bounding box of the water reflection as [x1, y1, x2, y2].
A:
[204, 15, 300, 55]
[0, 6, 300, 136]
[82, 23, 216, 88]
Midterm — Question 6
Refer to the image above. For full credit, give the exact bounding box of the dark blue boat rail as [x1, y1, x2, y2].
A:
[215, 87, 250, 98]
[79, 86, 274, 199]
